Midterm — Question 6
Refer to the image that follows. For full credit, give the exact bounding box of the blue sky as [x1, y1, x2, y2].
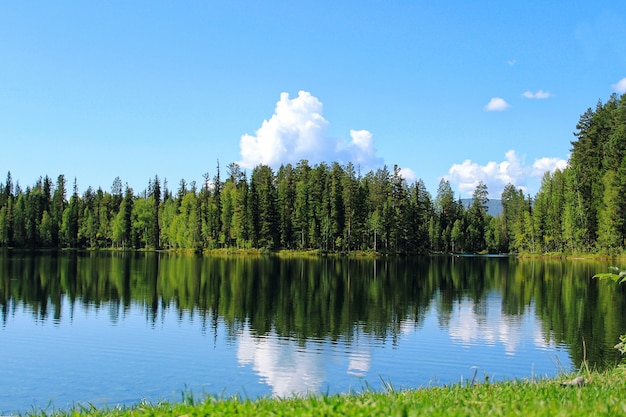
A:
[1, 1, 625, 198]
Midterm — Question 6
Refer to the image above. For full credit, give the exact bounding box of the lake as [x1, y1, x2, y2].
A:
[1, 250, 624, 414]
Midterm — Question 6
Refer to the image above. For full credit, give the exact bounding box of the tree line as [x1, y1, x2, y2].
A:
[0, 92, 624, 255]
[0, 161, 491, 253]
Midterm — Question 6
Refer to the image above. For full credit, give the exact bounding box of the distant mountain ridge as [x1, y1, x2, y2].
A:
[461, 199, 503, 216]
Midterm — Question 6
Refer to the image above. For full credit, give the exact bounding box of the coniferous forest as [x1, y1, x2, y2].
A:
[1, 93, 625, 255]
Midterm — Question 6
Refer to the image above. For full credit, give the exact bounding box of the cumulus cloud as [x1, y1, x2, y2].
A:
[522, 90, 552, 99]
[612, 77, 626, 93]
[484, 97, 511, 111]
[445, 150, 568, 197]
[239, 91, 383, 170]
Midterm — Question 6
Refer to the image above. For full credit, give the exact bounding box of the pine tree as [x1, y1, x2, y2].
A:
[465, 181, 488, 252]
[150, 175, 161, 249]
[435, 179, 458, 252]
[341, 162, 358, 252]
[411, 179, 433, 253]
[329, 162, 345, 250]
[250, 165, 279, 249]
[501, 183, 525, 253]
[212, 161, 223, 246]
[277, 164, 296, 249]
[294, 160, 312, 249]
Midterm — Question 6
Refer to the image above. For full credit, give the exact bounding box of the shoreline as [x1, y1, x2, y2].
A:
[4, 246, 626, 261]
[14, 367, 626, 417]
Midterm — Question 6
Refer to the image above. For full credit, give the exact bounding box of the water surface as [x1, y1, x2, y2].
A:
[1, 251, 623, 414]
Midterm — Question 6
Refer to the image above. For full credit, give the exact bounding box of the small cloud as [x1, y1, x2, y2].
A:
[397, 167, 417, 183]
[239, 91, 383, 170]
[344, 130, 381, 167]
[507, 59, 517, 67]
[522, 90, 552, 99]
[532, 157, 568, 176]
[484, 97, 511, 111]
[612, 77, 626, 94]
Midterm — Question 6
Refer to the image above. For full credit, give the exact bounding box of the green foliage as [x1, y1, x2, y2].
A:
[593, 266, 626, 283]
[0, 153, 525, 254]
[593, 266, 626, 360]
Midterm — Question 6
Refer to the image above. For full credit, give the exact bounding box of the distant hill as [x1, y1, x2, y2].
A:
[461, 199, 503, 217]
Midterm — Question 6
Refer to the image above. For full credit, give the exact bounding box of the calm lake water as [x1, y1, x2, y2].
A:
[1, 251, 624, 414]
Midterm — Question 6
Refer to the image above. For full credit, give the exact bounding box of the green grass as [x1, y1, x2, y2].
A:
[20, 367, 626, 417]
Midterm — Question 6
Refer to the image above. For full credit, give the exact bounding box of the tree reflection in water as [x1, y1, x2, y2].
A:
[1, 250, 624, 400]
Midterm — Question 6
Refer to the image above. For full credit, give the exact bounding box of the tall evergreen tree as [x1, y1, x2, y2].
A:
[2, 171, 13, 207]
[250, 165, 279, 249]
[150, 175, 161, 249]
[465, 181, 488, 252]
[212, 161, 223, 246]
[410, 179, 433, 253]
[60, 178, 80, 247]
[391, 165, 409, 252]
[113, 184, 134, 249]
[434, 179, 459, 252]
[329, 162, 345, 250]
[277, 164, 296, 249]
[341, 162, 359, 252]
[294, 160, 312, 249]
[51, 174, 67, 247]
[501, 183, 524, 252]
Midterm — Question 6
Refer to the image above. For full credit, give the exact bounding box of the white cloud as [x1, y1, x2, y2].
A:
[345, 129, 379, 166]
[398, 167, 417, 183]
[612, 77, 626, 94]
[239, 91, 383, 170]
[506, 59, 516, 67]
[531, 157, 568, 176]
[445, 150, 568, 197]
[522, 90, 552, 99]
[484, 97, 511, 111]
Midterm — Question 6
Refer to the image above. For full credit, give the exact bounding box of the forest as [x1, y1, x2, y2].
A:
[0, 92, 625, 255]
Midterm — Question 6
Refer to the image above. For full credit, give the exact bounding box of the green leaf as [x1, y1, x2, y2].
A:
[593, 272, 621, 281]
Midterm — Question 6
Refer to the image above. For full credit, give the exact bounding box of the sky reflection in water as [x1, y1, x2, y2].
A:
[3, 253, 619, 414]
[1, 290, 571, 414]
[235, 291, 568, 398]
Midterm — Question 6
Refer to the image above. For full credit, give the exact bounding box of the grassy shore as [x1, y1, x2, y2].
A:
[22, 367, 626, 417]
